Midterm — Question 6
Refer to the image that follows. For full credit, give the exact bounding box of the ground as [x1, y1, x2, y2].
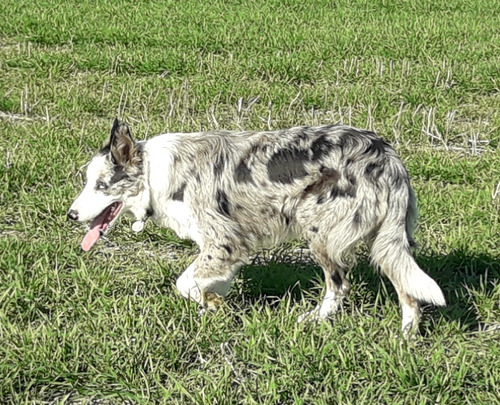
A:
[0, 0, 499, 403]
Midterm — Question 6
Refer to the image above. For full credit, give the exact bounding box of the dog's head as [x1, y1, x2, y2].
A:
[68, 118, 145, 251]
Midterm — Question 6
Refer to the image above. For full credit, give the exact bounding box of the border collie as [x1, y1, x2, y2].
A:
[68, 119, 445, 335]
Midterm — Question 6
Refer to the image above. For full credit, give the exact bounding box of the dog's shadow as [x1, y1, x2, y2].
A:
[415, 250, 499, 331]
[234, 247, 499, 331]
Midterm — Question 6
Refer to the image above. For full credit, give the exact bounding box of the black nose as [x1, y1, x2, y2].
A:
[67, 209, 79, 221]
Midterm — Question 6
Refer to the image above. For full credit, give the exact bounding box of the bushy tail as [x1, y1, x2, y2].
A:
[370, 177, 445, 306]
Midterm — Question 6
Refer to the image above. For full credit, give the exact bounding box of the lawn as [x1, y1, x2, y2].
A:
[0, 0, 499, 403]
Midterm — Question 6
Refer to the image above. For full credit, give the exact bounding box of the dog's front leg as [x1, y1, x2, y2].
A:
[175, 252, 241, 309]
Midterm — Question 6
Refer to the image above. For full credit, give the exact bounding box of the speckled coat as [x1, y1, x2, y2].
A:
[68, 119, 445, 336]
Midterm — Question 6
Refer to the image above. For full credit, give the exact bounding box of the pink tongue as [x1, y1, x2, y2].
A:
[81, 225, 102, 252]
[81, 207, 112, 252]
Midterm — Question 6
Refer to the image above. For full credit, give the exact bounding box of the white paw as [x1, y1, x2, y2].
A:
[298, 306, 326, 323]
[176, 263, 233, 306]
[176, 263, 202, 303]
[298, 291, 344, 323]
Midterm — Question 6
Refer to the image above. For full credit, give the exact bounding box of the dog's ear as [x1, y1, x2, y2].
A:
[108, 118, 135, 166]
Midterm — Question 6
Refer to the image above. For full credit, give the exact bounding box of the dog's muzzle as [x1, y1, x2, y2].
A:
[67, 209, 79, 221]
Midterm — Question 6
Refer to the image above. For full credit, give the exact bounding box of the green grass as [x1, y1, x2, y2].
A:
[1, 0, 500, 403]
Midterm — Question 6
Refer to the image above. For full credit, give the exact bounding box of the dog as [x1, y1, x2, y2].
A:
[68, 118, 445, 336]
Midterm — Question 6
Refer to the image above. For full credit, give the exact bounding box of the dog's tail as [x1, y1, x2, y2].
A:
[369, 165, 446, 307]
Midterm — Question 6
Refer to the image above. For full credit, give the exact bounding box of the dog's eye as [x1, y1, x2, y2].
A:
[96, 181, 109, 191]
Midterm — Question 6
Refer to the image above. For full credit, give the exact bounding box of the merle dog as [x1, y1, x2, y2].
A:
[68, 119, 445, 335]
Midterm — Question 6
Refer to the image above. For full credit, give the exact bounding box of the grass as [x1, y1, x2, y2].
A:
[1, 0, 500, 403]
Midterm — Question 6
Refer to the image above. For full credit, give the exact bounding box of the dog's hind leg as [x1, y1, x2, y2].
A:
[298, 243, 352, 323]
[370, 246, 427, 336]
[369, 229, 445, 336]
[397, 290, 421, 337]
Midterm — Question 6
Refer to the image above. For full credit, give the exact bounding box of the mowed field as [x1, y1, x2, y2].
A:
[1, 0, 500, 403]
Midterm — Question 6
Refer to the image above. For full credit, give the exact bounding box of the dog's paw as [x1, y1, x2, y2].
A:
[202, 291, 225, 310]
[398, 326, 421, 341]
[297, 306, 326, 323]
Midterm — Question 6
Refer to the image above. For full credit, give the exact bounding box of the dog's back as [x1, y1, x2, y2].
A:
[155, 125, 413, 250]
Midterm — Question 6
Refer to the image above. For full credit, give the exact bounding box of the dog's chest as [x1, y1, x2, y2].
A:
[152, 199, 202, 245]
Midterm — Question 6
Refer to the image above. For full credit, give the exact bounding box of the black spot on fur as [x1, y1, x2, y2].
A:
[365, 162, 379, 175]
[331, 271, 343, 290]
[304, 167, 340, 194]
[353, 210, 361, 225]
[364, 137, 387, 156]
[310, 226, 319, 233]
[317, 195, 325, 204]
[347, 183, 357, 198]
[330, 184, 356, 200]
[365, 162, 385, 182]
[293, 129, 310, 144]
[221, 244, 232, 254]
[250, 144, 260, 154]
[267, 147, 309, 184]
[284, 215, 291, 226]
[392, 173, 406, 189]
[216, 189, 231, 217]
[146, 207, 154, 218]
[207, 255, 213, 260]
[171, 183, 187, 201]
[99, 145, 111, 156]
[190, 169, 201, 182]
[311, 134, 335, 161]
[298, 128, 310, 139]
[337, 132, 357, 151]
[234, 160, 254, 184]
[213, 153, 225, 177]
[328, 171, 357, 199]
[408, 237, 417, 248]
[109, 166, 130, 185]
[329, 188, 341, 200]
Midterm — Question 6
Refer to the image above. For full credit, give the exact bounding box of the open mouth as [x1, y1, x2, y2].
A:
[81, 202, 123, 251]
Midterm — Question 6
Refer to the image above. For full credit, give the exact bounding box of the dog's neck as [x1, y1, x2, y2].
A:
[128, 141, 155, 231]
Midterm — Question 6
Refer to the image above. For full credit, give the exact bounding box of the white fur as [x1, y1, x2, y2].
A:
[69, 156, 118, 221]
[403, 269, 446, 307]
[158, 201, 203, 246]
[141, 134, 204, 245]
[401, 301, 420, 337]
[176, 262, 233, 304]
[176, 263, 202, 303]
[298, 290, 344, 323]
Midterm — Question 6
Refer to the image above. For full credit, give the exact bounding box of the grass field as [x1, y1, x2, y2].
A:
[1, 0, 500, 403]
